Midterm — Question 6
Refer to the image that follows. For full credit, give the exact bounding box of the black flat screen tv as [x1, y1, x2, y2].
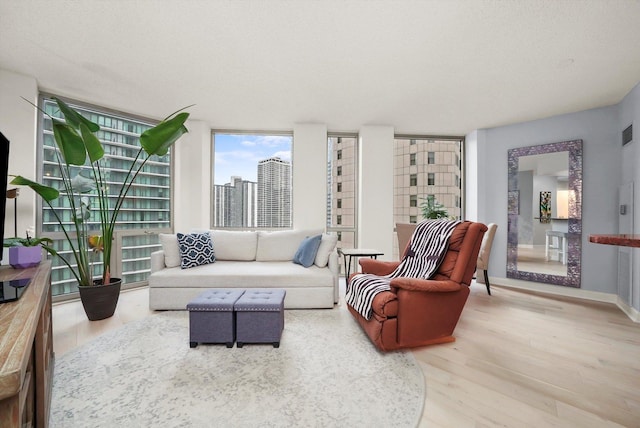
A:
[0, 131, 10, 264]
[0, 278, 30, 303]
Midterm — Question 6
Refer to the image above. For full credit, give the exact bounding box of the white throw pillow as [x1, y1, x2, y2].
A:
[159, 233, 181, 268]
[314, 233, 338, 267]
[256, 229, 323, 261]
[210, 230, 258, 261]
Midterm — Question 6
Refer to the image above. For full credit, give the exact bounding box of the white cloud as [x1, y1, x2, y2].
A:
[271, 150, 291, 162]
[216, 150, 262, 164]
[255, 135, 291, 148]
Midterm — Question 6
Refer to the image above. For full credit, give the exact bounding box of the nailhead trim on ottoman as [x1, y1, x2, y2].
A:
[234, 289, 286, 348]
[187, 289, 245, 348]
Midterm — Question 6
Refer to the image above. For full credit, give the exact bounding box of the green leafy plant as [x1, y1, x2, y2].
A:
[11, 97, 190, 287]
[3, 233, 53, 248]
[420, 195, 450, 219]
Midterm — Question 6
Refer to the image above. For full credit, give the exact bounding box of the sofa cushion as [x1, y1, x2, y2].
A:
[177, 232, 216, 269]
[315, 233, 338, 267]
[210, 230, 258, 261]
[150, 261, 334, 289]
[159, 233, 181, 268]
[256, 229, 323, 261]
[293, 234, 322, 268]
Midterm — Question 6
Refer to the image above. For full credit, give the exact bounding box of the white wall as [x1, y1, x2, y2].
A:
[174, 120, 211, 231]
[464, 130, 479, 221]
[619, 81, 640, 311]
[470, 105, 621, 295]
[358, 125, 394, 260]
[0, 69, 39, 251]
[292, 123, 328, 230]
[464, 129, 490, 223]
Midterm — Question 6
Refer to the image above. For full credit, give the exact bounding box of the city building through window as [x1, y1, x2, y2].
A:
[327, 134, 358, 266]
[393, 136, 463, 258]
[212, 132, 293, 228]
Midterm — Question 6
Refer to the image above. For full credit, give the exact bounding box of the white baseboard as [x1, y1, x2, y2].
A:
[489, 276, 639, 323]
[617, 297, 640, 322]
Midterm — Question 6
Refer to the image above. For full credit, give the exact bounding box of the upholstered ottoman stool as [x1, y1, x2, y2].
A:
[187, 289, 245, 348]
[234, 289, 286, 348]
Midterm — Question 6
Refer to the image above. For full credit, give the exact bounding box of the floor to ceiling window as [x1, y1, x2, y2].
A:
[327, 133, 358, 272]
[211, 131, 293, 229]
[38, 95, 172, 299]
[393, 136, 463, 257]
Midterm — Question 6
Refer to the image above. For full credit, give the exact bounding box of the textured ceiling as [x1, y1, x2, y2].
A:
[1, 0, 640, 135]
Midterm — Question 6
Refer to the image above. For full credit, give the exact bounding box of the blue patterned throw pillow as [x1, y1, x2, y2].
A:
[176, 232, 216, 269]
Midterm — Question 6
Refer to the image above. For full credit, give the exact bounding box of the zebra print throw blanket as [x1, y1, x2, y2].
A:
[346, 219, 461, 320]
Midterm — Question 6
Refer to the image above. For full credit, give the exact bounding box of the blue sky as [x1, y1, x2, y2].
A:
[213, 134, 292, 185]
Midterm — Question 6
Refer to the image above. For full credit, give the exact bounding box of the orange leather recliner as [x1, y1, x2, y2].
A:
[347, 221, 487, 351]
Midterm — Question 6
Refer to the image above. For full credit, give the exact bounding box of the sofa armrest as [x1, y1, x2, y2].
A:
[390, 277, 462, 292]
[328, 249, 339, 275]
[328, 249, 340, 303]
[150, 250, 166, 274]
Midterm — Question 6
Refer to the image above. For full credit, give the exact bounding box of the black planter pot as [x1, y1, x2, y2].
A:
[78, 278, 122, 321]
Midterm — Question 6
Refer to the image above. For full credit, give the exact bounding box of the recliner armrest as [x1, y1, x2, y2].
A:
[390, 278, 462, 292]
[358, 259, 400, 275]
[371, 290, 399, 318]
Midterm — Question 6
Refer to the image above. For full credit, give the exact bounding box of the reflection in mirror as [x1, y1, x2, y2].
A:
[507, 140, 582, 287]
[517, 151, 569, 277]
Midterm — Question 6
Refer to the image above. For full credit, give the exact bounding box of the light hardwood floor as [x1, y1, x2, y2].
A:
[52, 283, 640, 428]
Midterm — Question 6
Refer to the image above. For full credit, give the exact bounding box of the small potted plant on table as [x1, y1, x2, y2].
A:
[11, 97, 189, 320]
[3, 233, 53, 269]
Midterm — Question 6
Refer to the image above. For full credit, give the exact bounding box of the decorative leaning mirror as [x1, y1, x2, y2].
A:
[507, 139, 583, 287]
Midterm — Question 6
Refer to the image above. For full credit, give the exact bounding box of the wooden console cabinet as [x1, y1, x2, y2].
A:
[0, 261, 53, 427]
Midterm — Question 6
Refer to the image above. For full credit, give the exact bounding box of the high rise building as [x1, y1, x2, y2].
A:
[392, 138, 462, 256]
[393, 138, 461, 224]
[257, 157, 291, 228]
[213, 176, 257, 228]
[327, 136, 357, 252]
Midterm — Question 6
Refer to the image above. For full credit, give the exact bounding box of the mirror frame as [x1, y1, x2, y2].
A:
[507, 139, 583, 287]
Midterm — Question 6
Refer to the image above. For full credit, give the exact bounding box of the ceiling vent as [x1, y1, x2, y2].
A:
[622, 124, 633, 146]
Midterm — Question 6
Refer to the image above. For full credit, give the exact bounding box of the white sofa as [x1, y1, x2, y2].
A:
[148, 229, 339, 310]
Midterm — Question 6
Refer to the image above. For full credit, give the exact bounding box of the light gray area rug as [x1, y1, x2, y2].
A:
[51, 307, 424, 427]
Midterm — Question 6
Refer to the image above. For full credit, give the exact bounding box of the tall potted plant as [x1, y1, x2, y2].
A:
[11, 97, 189, 320]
